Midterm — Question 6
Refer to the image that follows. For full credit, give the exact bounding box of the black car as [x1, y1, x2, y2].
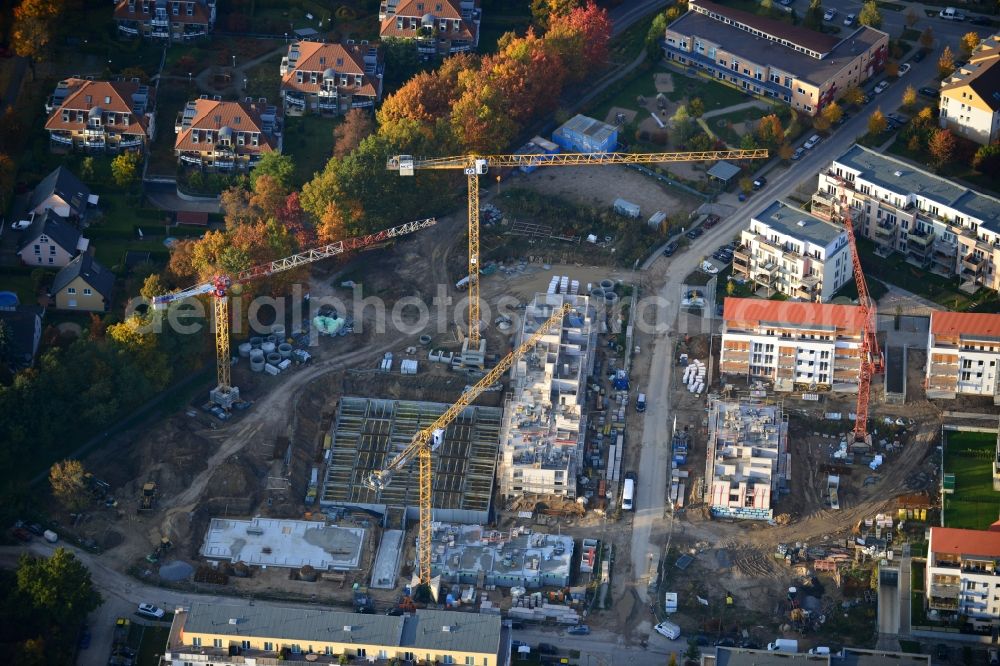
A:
[692, 635, 710, 646]
[970, 16, 993, 25]
[385, 608, 404, 616]
[686, 228, 704, 240]
[918, 86, 940, 98]
[913, 49, 926, 62]
[714, 638, 736, 647]
[355, 606, 375, 614]
[752, 176, 767, 190]
[835, 112, 849, 126]
[662, 241, 678, 256]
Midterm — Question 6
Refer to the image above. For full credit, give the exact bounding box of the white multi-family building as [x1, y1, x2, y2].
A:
[939, 35, 1000, 146]
[925, 311, 1000, 400]
[498, 293, 595, 499]
[925, 526, 1000, 631]
[733, 200, 852, 302]
[720, 298, 864, 392]
[814, 144, 1000, 293]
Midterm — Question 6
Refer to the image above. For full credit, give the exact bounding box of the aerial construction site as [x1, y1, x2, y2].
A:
[46, 154, 987, 653]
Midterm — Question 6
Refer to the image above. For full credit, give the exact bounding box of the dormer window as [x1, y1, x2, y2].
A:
[62, 110, 69, 122]
[319, 57, 326, 65]
[397, 17, 402, 28]
[336, 58, 343, 66]
[192, 131, 199, 143]
[296, 71, 303, 83]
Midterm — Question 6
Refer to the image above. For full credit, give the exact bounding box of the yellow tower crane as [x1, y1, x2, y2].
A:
[152, 218, 437, 408]
[388, 149, 768, 364]
[365, 301, 573, 586]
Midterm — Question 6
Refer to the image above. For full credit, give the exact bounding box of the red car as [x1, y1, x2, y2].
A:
[703, 214, 721, 229]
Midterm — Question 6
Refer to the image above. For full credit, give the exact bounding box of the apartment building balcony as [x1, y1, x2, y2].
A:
[962, 564, 999, 575]
[874, 221, 896, 240]
[811, 192, 837, 221]
[721, 360, 750, 374]
[795, 276, 820, 300]
[662, 45, 790, 99]
[723, 348, 750, 360]
[908, 229, 934, 249]
[49, 132, 74, 145]
[117, 136, 144, 149]
[962, 253, 986, 276]
[118, 23, 140, 35]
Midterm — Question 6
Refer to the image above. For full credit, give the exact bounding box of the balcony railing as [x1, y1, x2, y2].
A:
[50, 133, 74, 145]
[874, 222, 895, 238]
[908, 231, 934, 247]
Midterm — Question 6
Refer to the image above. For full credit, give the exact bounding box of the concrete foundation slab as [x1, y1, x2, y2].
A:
[200, 517, 365, 570]
[371, 529, 404, 589]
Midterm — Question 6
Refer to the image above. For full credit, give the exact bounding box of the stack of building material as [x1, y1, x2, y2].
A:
[400, 359, 418, 374]
[683, 359, 707, 394]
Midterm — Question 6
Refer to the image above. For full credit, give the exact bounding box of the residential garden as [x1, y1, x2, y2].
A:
[942, 430, 1000, 531]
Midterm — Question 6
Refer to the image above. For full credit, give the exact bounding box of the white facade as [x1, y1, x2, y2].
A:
[720, 299, 864, 392]
[925, 527, 1000, 630]
[733, 200, 851, 301]
[925, 312, 1000, 399]
[499, 293, 595, 499]
[814, 144, 1000, 292]
[938, 35, 1000, 146]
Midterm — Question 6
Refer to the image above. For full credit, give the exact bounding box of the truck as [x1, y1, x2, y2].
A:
[768, 639, 799, 653]
[636, 393, 646, 413]
[672, 431, 690, 467]
[939, 7, 965, 20]
[622, 475, 636, 511]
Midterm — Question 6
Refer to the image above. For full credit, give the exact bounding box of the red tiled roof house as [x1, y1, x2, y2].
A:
[279, 40, 384, 116]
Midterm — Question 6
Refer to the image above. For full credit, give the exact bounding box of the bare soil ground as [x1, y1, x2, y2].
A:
[513, 165, 700, 220]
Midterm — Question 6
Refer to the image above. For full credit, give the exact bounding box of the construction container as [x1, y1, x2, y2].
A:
[613, 198, 641, 219]
[552, 114, 618, 153]
[515, 135, 560, 174]
[648, 211, 667, 230]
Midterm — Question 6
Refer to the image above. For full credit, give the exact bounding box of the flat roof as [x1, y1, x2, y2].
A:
[430, 523, 574, 586]
[200, 517, 365, 570]
[708, 160, 741, 181]
[176, 603, 502, 656]
[556, 114, 616, 144]
[668, 10, 886, 86]
[838, 647, 930, 666]
[692, 0, 839, 53]
[714, 647, 827, 665]
[833, 144, 1000, 234]
[753, 200, 846, 247]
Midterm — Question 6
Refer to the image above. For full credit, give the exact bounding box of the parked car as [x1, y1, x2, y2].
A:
[686, 227, 704, 240]
[715, 638, 737, 647]
[823, 8, 836, 20]
[874, 81, 889, 94]
[912, 50, 926, 62]
[803, 134, 821, 149]
[897, 63, 911, 75]
[970, 16, 993, 25]
[662, 241, 679, 256]
[10, 219, 31, 230]
[10, 527, 31, 542]
[703, 214, 721, 229]
[791, 147, 805, 160]
[136, 603, 165, 619]
[835, 112, 849, 127]
[918, 86, 939, 98]
[654, 621, 681, 639]
[567, 625, 591, 635]
[843, 13, 856, 25]
[861, 93, 872, 104]
[887, 112, 909, 126]
[752, 176, 767, 190]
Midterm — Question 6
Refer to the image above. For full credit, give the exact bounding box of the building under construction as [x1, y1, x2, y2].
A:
[498, 293, 596, 499]
[705, 398, 789, 521]
[320, 398, 503, 524]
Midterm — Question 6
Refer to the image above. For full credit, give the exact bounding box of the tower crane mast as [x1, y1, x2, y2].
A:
[829, 175, 883, 443]
[388, 149, 769, 364]
[365, 302, 574, 585]
[152, 218, 436, 408]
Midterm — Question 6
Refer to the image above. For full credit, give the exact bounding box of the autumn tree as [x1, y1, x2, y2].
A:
[919, 26, 935, 50]
[843, 85, 864, 106]
[756, 114, 784, 147]
[740, 133, 759, 150]
[973, 143, 1000, 173]
[859, 0, 882, 28]
[821, 102, 843, 126]
[249, 173, 288, 220]
[545, 2, 612, 83]
[647, 11, 668, 57]
[760, 0, 774, 15]
[139, 273, 167, 303]
[913, 105, 935, 129]
[49, 459, 89, 511]
[12, 0, 65, 61]
[250, 152, 295, 190]
[111, 151, 141, 188]
[812, 114, 831, 131]
[868, 108, 888, 135]
[450, 80, 519, 153]
[334, 109, 375, 158]
[671, 104, 695, 143]
[277, 192, 314, 248]
[317, 202, 349, 244]
[531, 0, 581, 28]
[778, 143, 794, 161]
[739, 177, 754, 194]
[688, 97, 705, 118]
[902, 85, 917, 109]
[885, 61, 899, 77]
[803, 0, 823, 30]
[959, 31, 981, 58]
[928, 128, 956, 167]
[939, 46, 956, 77]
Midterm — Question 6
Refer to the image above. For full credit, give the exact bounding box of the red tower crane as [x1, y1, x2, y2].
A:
[829, 175, 883, 443]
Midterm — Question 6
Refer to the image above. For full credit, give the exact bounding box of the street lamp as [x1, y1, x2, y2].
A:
[188, 72, 192, 84]
[232, 55, 236, 68]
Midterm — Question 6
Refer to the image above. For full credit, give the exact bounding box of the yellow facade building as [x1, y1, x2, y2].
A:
[164, 602, 506, 666]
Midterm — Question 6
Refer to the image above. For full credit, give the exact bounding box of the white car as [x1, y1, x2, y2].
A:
[898, 63, 911, 75]
[823, 8, 836, 20]
[803, 134, 821, 150]
[654, 622, 681, 639]
[843, 13, 856, 25]
[10, 219, 32, 230]
[874, 81, 889, 94]
[137, 603, 165, 619]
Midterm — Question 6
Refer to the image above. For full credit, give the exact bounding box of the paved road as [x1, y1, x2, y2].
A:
[514, 623, 690, 666]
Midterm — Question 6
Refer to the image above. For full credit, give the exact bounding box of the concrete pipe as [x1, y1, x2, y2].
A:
[604, 292, 619, 305]
[419, 334, 432, 346]
[265, 334, 277, 345]
[599, 279, 614, 291]
[261, 342, 276, 354]
[250, 357, 265, 372]
[250, 336, 263, 349]
[238, 342, 252, 357]
[590, 288, 605, 300]
[266, 352, 282, 365]
[278, 343, 293, 359]
[271, 324, 286, 338]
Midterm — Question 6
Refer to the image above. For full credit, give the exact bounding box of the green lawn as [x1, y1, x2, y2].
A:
[244, 52, 284, 102]
[148, 83, 200, 178]
[587, 66, 660, 124]
[0, 272, 40, 305]
[666, 71, 751, 110]
[127, 623, 171, 666]
[282, 115, 340, 187]
[943, 431, 1000, 530]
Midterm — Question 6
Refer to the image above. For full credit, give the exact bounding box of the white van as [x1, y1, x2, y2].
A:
[622, 477, 635, 511]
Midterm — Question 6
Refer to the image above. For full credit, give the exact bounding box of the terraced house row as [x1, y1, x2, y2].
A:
[663, 0, 888, 115]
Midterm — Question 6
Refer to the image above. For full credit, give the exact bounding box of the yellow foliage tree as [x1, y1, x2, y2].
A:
[49, 459, 89, 511]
